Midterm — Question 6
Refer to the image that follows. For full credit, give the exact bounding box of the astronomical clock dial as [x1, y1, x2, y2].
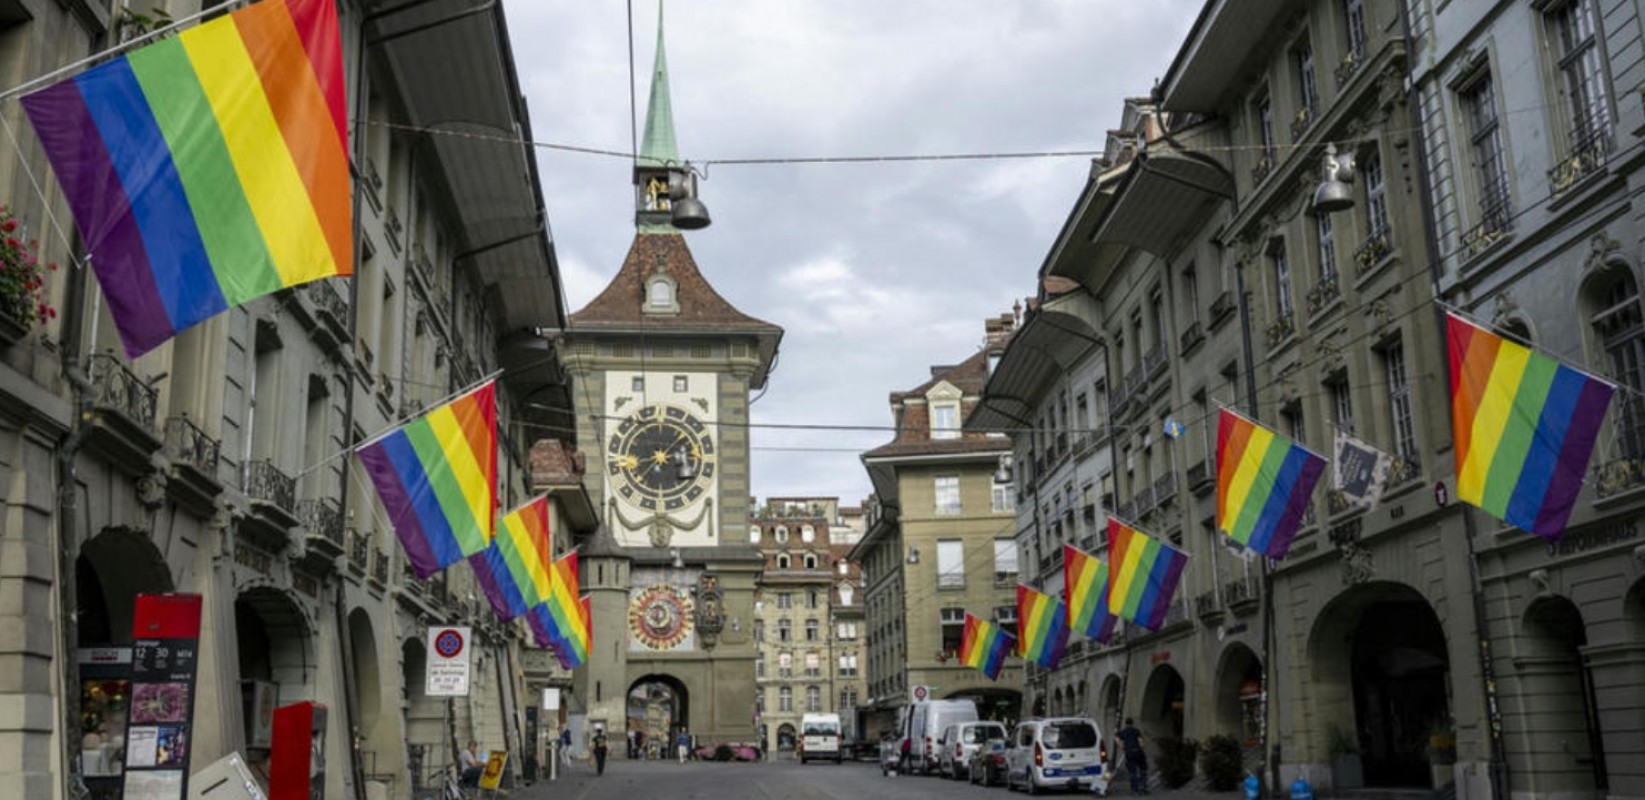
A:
[606, 404, 716, 512]
[628, 584, 695, 650]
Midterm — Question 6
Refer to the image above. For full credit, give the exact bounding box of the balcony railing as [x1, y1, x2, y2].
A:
[1153, 472, 1178, 504]
[1593, 455, 1645, 499]
[1186, 460, 1213, 494]
[1306, 274, 1340, 316]
[370, 547, 389, 586]
[245, 459, 296, 514]
[1289, 105, 1315, 141]
[1266, 313, 1295, 347]
[1353, 227, 1392, 276]
[1179, 320, 1204, 354]
[1388, 453, 1421, 487]
[347, 528, 369, 575]
[306, 279, 348, 325]
[1549, 123, 1614, 197]
[1195, 591, 1223, 620]
[88, 353, 158, 431]
[1461, 196, 1512, 260]
[299, 497, 345, 550]
[1224, 576, 1261, 609]
[1335, 48, 1365, 88]
[1252, 152, 1274, 185]
[1208, 290, 1237, 328]
[164, 416, 220, 476]
[1142, 342, 1168, 382]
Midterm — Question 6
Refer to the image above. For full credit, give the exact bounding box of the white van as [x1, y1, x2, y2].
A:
[799, 713, 842, 764]
[937, 720, 1010, 780]
[903, 699, 979, 775]
[1005, 717, 1110, 794]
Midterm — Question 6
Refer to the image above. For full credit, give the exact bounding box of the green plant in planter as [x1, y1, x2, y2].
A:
[1155, 736, 1200, 789]
[0, 205, 58, 328]
[1199, 734, 1244, 791]
[1327, 724, 1359, 757]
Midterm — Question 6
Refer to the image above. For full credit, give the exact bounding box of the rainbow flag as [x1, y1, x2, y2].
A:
[470, 497, 553, 621]
[960, 612, 1013, 680]
[21, 0, 351, 358]
[1216, 408, 1327, 559]
[1015, 584, 1069, 669]
[357, 382, 496, 579]
[532, 551, 585, 669]
[1106, 519, 1188, 631]
[1448, 313, 1615, 538]
[1063, 545, 1117, 643]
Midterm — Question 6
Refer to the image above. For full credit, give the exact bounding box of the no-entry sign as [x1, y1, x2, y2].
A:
[426, 627, 471, 697]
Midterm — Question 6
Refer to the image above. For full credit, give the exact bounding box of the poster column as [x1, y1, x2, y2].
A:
[120, 594, 204, 800]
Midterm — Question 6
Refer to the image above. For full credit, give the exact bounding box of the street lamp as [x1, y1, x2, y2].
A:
[1310, 144, 1357, 214]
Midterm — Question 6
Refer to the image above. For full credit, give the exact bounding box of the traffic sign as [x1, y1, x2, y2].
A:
[426, 626, 472, 697]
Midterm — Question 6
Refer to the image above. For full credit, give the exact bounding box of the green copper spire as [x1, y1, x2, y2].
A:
[637, 0, 679, 170]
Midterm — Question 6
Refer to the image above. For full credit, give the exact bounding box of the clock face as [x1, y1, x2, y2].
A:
[606, 404, 716, 511]
[628, 584, 694, 650]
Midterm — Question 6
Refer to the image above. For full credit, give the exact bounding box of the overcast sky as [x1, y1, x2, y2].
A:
[506, 1, 1202, 506]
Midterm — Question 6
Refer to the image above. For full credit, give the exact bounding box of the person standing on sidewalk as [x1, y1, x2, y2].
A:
[592, 729, 609, 776]
[559, 725, 572, 767]
[1116, 719, 1148, 795]
[676, 728, 690, 763]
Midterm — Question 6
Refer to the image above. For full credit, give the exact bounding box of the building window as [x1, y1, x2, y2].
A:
[801, 524, 815, 543]
[778, 619, 792, 642]
[631, 376, 644, 392]
[992, 475, 1014, 513]
[1329, 376, 1354, 435]
[995, 604, 1019, 641]
[1272, 244, 1294, 320]
[1384, 341, 1418, 465]
[804, 553, 818, 570]
[932, 403, 960, 440]
[993, 539, 1018, 585]
[754, 621, 765, 642]
[756, 659, 766, 678]
[775, 526, 789, 543]
[1547, 0, 1612, 163]
[1316, 212, 1337, 283]
[750, 525, 761, 544]
[1255, 95, 1276, 168]
[1346, 0, 1367, 58]
[805, 651, 820, 678]
[936, 540, 964, 589]
[649, 280, 672, 308]
[1296, 41, 1318, 122]
[807, 590, 819, 609]
[838, 654, 858, 678]
[1461, 70, 1511, 240]
[777, 592, 792, 609]
[779, 687, 793, 712]
[940, 608, 966, 656]
[673, 375, 688, 392]
[934, 475, 961, 515]
[806, 686, 821, 712]
[1365, 152, 1390, 239]
[1593, 270, 1645, 458]
[838, 560, 849, 576]
[1281, 403, 1306, 446]
[1181, 263, 1200, 324]
[837, 621, 857, 640]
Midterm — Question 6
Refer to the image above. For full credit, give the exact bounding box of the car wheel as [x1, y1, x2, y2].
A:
[1027, 776, 1040, 796]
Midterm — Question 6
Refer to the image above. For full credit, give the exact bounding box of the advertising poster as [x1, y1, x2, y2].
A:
[121, 594, 203, 800]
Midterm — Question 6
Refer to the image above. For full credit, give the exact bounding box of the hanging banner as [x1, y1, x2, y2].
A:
[426, 627, 472, 697]
[1333, 428, 1393, 511]
[121, 594, 203, 800]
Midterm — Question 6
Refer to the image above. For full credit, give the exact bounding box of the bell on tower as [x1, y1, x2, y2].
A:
[634, 1, 710, 231]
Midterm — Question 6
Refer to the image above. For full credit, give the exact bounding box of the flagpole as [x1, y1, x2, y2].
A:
[292, 370, 505, 480]
[0, 0, 256, 105]
[1213, 402, 1332, 463]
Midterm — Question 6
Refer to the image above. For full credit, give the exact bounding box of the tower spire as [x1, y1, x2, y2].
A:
[638, 0, 679, 170]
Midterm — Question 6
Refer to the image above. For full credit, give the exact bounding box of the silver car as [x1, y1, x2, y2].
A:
[937, 721, 1010, 780]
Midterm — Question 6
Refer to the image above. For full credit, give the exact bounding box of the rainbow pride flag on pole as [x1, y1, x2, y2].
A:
[470, 496, 553, 621]
[1216, 408, 1327, 559]
[531, 551, 586, 669]
[356, 382, 496, 580]
[21, 0, 351, 358]
[1063, 545, 1117, 643]
[960, 612, 1014, 680]
[1448, 313, 1615, 538]
[1106, 519, 1188, 632]
[1015, 584, 1070, 669]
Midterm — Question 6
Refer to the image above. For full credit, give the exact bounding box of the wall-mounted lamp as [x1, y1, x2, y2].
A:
[994, 453, 1015, 484]
[1310, 143, 1357, 214]
[668, 166, 711, 230]
[670, 547, 684, 569]
[673, 446, 697, 480]
[906, 546, 920, 565]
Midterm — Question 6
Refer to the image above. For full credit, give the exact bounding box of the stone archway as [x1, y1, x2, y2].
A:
[234, 585, 314, 771]
[1139, 664, 1185, 741]
[947, 687, 1020, 723]
[402, 638, 444, 789]
[77, 526, 175, 646]
[1213, 642, 1263, 746]
[1518, 595, 1604, 794]
[1099, 675, 1122, 733]
[348, 609, 380, 733]
[776, 723, 797, 752]
[627, 675, 688, 759]
[1308, 581, 1450, 788]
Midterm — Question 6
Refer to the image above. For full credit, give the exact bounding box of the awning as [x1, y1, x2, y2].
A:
[1158, 0, 1295, 113]
[369, 0, 566, 332]
[970, 310, 1102, 433]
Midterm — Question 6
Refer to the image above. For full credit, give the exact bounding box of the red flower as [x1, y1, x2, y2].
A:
[0, 219, 14, 232]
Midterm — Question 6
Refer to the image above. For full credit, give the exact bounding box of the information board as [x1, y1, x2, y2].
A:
[425, 627, 471, 697]
[122, 594, 203, 800]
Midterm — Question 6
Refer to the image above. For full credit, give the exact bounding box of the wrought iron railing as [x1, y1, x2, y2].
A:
[370, 547, 389, 585]
[1208, 290, 1237, 327]
[1186, 460, 1212, 492]
[88, 353, 158, 431]
[1179, 320, 1204, 353]
[1549, 122, 1614, 196]
[1153, 471, 1178, 504]
[1252, 152, 1274, 185]
[1290, 106, 1315, 141]
[306, 279, 347, 325]
[1133, 485, 1158, 519]
[245, 459, 296, 514]
[1461, 193, 1512, 260]
[1224, 576, 1261, 607]
[1306, 274, 1340, 316]
[347, 528, 369, 574]
[1195, 591, 1221, 619]
[1593, 455, 1645, 499]
[1334, 48, 1365, 88]
[1388, 453, 1421, 486]
[1353, 227, 1392, 276]
[1142, 341, 1168, 382]
[299, 497, 344, 549]
[164, 416, 220, 475]
[1265, 313, 1295, 346]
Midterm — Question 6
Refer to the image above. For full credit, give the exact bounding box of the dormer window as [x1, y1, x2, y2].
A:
[644, 275, 679, 315]
[926, 380, 963, 440]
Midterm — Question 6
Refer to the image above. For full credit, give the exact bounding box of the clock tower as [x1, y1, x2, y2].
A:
[556, 2, 781, 749]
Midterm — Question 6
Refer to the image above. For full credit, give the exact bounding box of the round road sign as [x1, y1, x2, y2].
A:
[434, 628, 465, 659]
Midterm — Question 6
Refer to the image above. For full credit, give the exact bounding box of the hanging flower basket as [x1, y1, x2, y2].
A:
[0, 205, 58, 345]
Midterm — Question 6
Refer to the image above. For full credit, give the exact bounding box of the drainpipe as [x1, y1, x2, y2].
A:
[55, 244, 94, 800]
[1397, 6, 1509, 797]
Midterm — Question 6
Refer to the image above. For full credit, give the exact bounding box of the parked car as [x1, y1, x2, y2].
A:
[903, 699, 979, 774]
[969, 738, 1009, 786]
[938, 721, 1010, 780]
[1005, 717, 1110, 795]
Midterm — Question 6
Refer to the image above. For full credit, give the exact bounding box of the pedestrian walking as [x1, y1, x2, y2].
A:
[559, 725, 572, 767]
[1116, 719, 1148, 795]
[592, 729, 609, 776]
[628, 729, 639, 760]
[676, 728, 690, 763]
